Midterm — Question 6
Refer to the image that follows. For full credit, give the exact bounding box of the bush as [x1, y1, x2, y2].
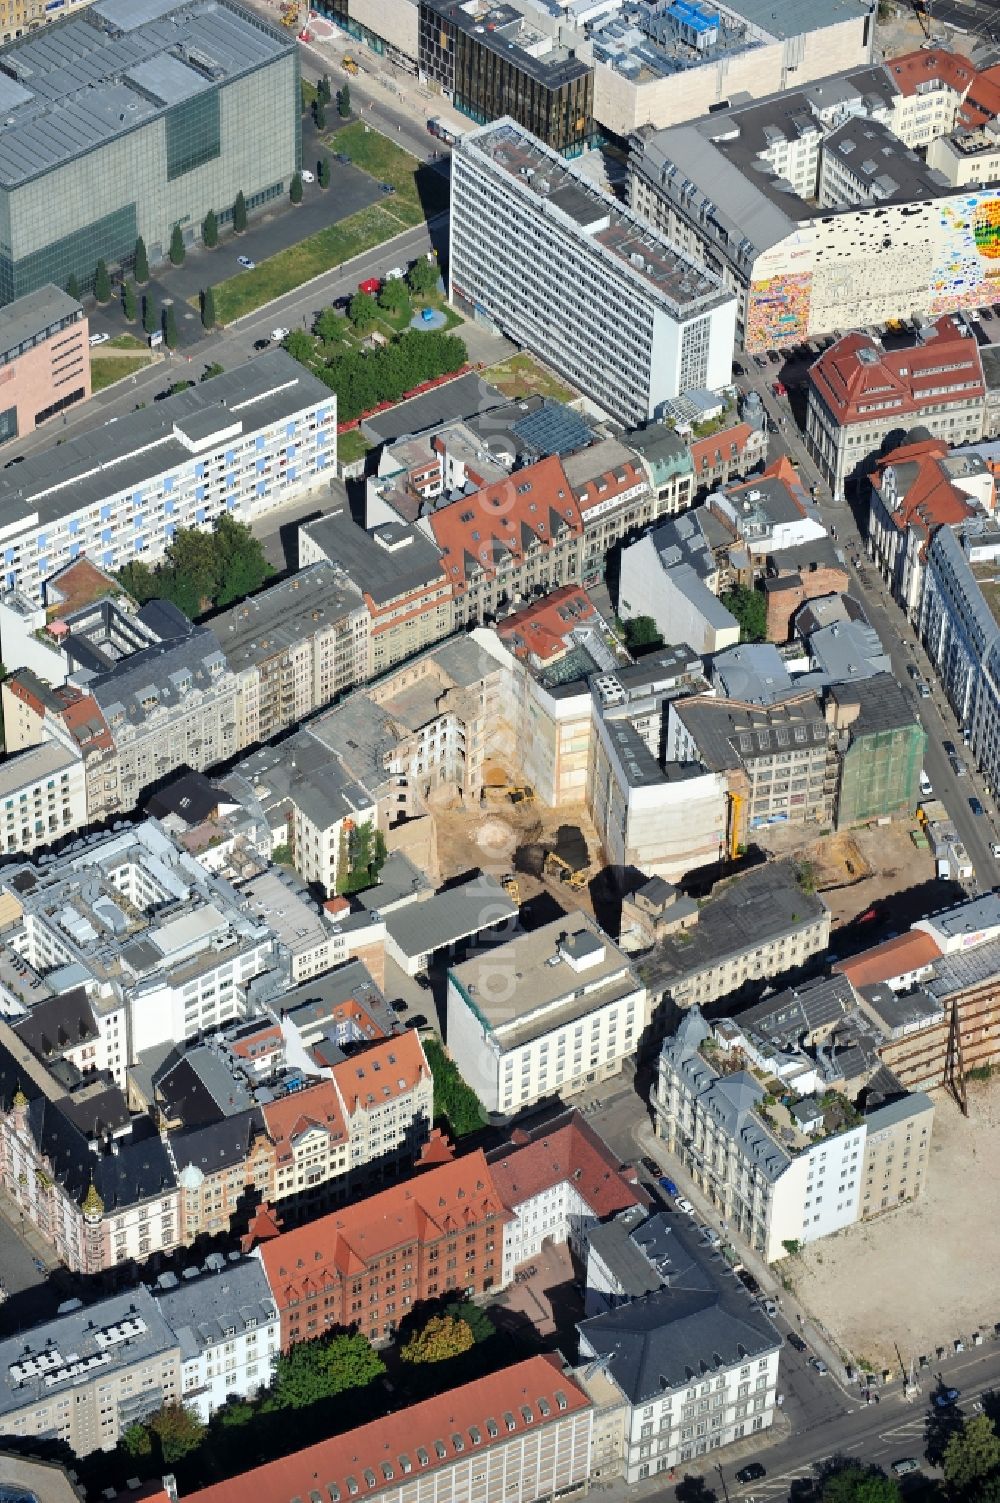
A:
[338, 82, 350, 118]
[423, 1038, 486, 1137]
[316, 329, 467, 422]
[407, 257, 439, 297]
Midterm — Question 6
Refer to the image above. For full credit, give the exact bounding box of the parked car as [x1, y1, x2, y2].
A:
[333, 151, 351, 164]
[253, 338, 270, 351]
[991, 843, 1000, 859]
[754, 354, 768, 370]
[378, 181, 396, 195]
[943, 739, 957, 757]
[736, 1464, 767, 1485]
[300, 169, 315, 183]
[920, 771, 933, 796]
[951, 754, 967, 777]
[88, 331, 110, 347]
[809, 1357, 829, 1375]
[767, 349, 780, 364]
[702, 1227, 722, 1248]
[918, 682, 931, 698]
[358, 277, 381, 295]
[641, 1157, 661, 1177]
[787, 1333, 807, 1352]
[934, 1388, 961, 1408]
[659, 1176, 680, 1197]
[390, 999, 408, 1014]
[759, 1297, 778, 1317]
[970, 796, 985, 816]
[673, 1195, 696, 1216]
[3, 455, 24, 467]
[270, 327, 290, 342]
[892, 1460, 921, 1477]
[414, 973, 432, 991]
[237, 255, 255, 270]
[408, 1013, 430, 1030]
[737, 1269, 761, 1295]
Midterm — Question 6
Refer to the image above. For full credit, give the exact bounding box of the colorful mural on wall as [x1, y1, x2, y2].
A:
[745, 270, 812, 352]
[930, 194, 1000, 315]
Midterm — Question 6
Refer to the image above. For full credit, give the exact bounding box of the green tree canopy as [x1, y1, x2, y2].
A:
[263, 1332, 385, 1412]
[147, 1403, 205, 1464]
[202, 208, 218, 249]
[290, 171, 303, 206]
[201, 284, 216, 331]
[163, 302, 178, 350]
[317, 74, 332, 104]
[233, 189, 247, 234]
[285, 329, 314, 363]
[623, 615, 663, 653]
[93, 259, 111, 304]
[378, 278, 409, 315]
[338, 82, 350, 117]
[142, 292, 158, 336]
[318, 156, 331, 189]
[66, 272, 81, 302]
[402, 1315, 475, 1365]
[134, 235, 149, 284]
[944, 1414, 1000, 1496]
[201, 361, 224, 382]
[169, 224, 186, 266]
[117, 516, 272, 619]
[424, 1038, 485, 1136]
[121, 1421, 152, 1458]
[314, 97, 326, 130]
[348, 291, 378, 331]
[721, 583, 767, 643]
[318, 329, 467, 422]
[407, 257, 439, 297]
[314, 306, 342, 345]
[821, 1466, 900, 1503]
[122, 280, 138, 322]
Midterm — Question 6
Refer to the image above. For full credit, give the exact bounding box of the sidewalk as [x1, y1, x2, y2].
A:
[632, 1118, 854, 1393]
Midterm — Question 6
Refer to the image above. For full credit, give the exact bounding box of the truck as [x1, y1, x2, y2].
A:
[427, 117, 458, 146]
[937, 856, 951, 880]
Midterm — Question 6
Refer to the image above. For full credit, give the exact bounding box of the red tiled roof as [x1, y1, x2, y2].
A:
[885, 48, 975, 99]
[570, 455, 645, 513]
[177, 1355, 590, 1503]
[869, 438, 976, 536]
[834, 930, 942, 989]
[488, 1110, 649, 1219]
[331, 1027, 429, 1114]
[427, 454, 583, 595]
[810, 317, 985, 428]
[960, 64, 1000, 127]
[258, 1150, 510, 1302]
[262, 1078, 348, 1165]
[688, 421, 754, 470]
[496, 584, 598, 663]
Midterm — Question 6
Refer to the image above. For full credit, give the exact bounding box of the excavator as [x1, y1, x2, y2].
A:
[480, 783, 536, 807]
[500, 873, 521, 904]
[543, 851, 589, 891]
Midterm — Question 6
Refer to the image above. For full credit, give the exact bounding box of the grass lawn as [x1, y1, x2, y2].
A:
[486, 352, 577, 403]
[212, 203, 407, 324]
[107, 332, 149, 350]
[90, 354, 152, 391]
[330, 121, 450, 218]
[338, 428, 372, 465]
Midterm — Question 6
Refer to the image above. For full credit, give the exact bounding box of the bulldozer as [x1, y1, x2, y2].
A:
[543, 850, 589, 891]
[480, 783, 536, 808]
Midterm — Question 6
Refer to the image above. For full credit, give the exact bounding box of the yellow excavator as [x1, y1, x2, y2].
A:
[543, 851, 589, 891]
[501, 873, 521, 904]
[481, 783, 536, 807]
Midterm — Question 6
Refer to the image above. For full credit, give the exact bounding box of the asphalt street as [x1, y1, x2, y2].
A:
[738, 351, 1000, 891]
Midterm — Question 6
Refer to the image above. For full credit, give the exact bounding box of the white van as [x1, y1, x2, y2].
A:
[385, 266, 405, 281]
[919, 770, 933, 797]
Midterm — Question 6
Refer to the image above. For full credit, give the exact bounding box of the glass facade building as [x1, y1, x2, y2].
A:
[418, 0, 593, 156]
[0, 0, 300, 304]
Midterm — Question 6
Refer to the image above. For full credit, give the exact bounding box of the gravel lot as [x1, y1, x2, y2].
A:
[792, 1082, 1000, 1369]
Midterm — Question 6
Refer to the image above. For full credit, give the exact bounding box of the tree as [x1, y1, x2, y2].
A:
[313, 306, 342, 345]
[264, 1332, 385, 1412]
[163, 302, 178, 350]
[623, 615, 662, 653]
[66, 272, 81, 303]
[721, 583, 767, 643]
[379, 278, 410, 316]
[121, 1421, 153, 1458]
[142, 292, 158, 337]
[213, 513, 274, 607]
[202, 208, 218, 249]
[317, 73, 331, 105]
[407, 256, 438, 298]
[285, 329, 314, 364]
[944, 1415, 1000, 1496]
[821, 1466, 900, 1503]
[233, 189, 247, 235]
[444, 1300, 495, 1345]
[169, 223, 186, 266]
[122, 279, 138, 322]
[336, 820, 387, 895]
[93, 259, 111, 304]
[318, 156, 331, 189]
[290, 171, 303, 206]
[201, 284, 216, 331]
[424, 1038, 485, 1136]
[348, 291, 378, 332]
[134, 235, 149, 285]
[402, 1315, 475, 1365]
[201, 361, 224, 382]
[314, 96, 326, 131]
[338, 82, 350, 118]
[147, 1403, 205, 1465]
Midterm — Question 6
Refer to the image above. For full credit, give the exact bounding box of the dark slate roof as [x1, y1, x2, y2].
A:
[154, 1047, 252, 1129]
[171, 1107, 267, 1177]
[577, 1217, 779, 1402]
[11, 986, 98, 1062]
[146, 770, 221, 827]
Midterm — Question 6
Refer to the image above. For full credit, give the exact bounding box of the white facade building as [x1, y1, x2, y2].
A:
[0, 352, 336, 605]
[447, 915, 648, 1116]
[0, 740, 86, 856]
[450, 119, 736, 426]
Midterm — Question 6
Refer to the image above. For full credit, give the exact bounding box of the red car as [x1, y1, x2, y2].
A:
[358, 277, 381, 295]
[772, 380, 786, 397]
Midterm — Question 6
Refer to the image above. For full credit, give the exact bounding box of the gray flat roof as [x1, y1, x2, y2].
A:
[0, 284, 81, 359]
[421, 0, 590, 88]
[385, 873, 517, 960]
[0, 0, 294, 189]
[729, 0, 871, 36]
[301, 511, 445, 608]
[210, 562, 363, 671]
[361, 373, 506, 446]
[0, 352, 329, 530]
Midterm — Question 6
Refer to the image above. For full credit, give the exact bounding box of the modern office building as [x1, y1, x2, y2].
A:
[0, 352, 335, 605]
[450, 119, 736, 426]
[0, 0, 299, 302]
[446, 915, 648, 1116]
[0, 286, 89, 445]
[418, 0, 593, 154]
